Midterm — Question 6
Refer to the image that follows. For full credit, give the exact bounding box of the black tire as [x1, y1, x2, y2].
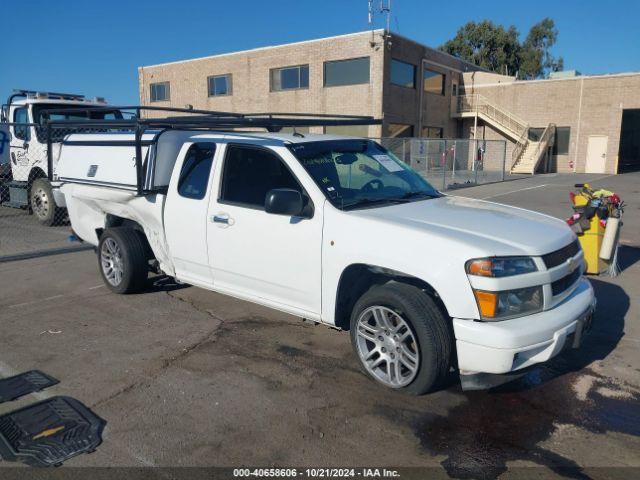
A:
[97, 227, 149, 294]
[30, 178, 64, 226]
[349, 281, 453, 395]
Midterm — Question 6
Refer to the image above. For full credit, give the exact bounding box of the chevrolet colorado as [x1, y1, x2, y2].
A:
[56, 124, 595, 394]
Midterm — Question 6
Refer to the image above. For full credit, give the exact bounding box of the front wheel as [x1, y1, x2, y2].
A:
[98, 228, 150, 294]
[30, 178, 64, 226]
[350, 282, 453, 395]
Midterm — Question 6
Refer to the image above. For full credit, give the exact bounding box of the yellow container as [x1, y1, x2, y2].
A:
[577, 215, 607, 274]
[573, 194, 589, 207]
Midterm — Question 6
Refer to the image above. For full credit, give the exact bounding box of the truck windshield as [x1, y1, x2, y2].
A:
[32, 104, 125, 123]
[32, 104, 128, 143]
[288, 139, 440, 210]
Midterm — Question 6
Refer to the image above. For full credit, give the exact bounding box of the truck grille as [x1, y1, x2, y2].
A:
[551, 267, 582, 296]
[542, 240, 581, 269]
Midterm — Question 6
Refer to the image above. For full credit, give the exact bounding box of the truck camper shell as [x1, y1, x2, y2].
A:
[47, 106, 381, 195]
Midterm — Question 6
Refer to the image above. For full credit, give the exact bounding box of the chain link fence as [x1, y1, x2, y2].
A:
[0, 122, 102, 259]
[377, 138, 515, 191]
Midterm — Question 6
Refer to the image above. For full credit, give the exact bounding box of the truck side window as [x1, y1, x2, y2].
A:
[177, 143, 216, 200]
[220, 145, 302, 209]
[13, 107, 30, 141]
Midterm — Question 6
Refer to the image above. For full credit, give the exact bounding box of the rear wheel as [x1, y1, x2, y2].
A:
[350, 282, 452, 395]
[30, 178, 63, 226]
[98, 228, 149, 294]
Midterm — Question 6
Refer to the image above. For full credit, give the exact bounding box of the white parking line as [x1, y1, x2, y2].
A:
[481, 173, 617, 200]
[4, 284, 104, 309]
[481, 184, 549, 199]
[8, 294, 64, 309]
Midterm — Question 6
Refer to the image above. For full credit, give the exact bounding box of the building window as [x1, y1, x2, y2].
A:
[324, 57, 370, 87]
[528, 127, 545, 141]
[423, 68, 445, 95]
[219, 145, 302, 209]
[388, 123, 414, 138]
[178, 143, 216, 199]
[324, 125, 370, 137]
[452, 84, 458, 96]
[208, 74, 232, 96]
[422, 126, 443, 138]
[150, 82, 170, 102]
[390, 59, 416, 88]
[554, 127, 571, 155]
[270, 65, 309, 91]
[530, 127, 571, 155]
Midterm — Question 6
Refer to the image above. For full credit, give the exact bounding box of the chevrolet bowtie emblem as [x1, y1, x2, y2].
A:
[32, 425, 65, 440]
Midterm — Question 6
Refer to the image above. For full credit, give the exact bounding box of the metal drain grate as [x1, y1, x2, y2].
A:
[0, 396, 105, 467]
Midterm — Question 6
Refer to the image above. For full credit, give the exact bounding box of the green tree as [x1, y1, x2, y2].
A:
[440, 18, 563, 79]
[519, 18, 564, 79]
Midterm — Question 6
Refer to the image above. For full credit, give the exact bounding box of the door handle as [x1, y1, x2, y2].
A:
[211, 213, 235, 227]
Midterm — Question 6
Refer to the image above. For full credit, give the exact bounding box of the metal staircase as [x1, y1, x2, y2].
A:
[510, 124, 556, 174]
[454, 94, 555, 174]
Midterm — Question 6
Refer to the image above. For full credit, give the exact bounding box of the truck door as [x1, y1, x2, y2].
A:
[164, 142, 217, 287]
[207, 143, 323, 319]
[9, 106, 31, 182]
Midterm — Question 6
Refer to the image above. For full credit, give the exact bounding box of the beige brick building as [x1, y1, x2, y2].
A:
[139, 30, 640, 174]
[462, 71, 640, 174]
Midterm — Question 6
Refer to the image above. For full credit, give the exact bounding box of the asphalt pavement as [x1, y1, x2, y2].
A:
[0, 172, 638, 478]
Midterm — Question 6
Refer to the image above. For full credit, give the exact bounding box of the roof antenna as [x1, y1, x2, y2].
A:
[368, 0, 376, 47]
[292, 126, 304, 138]
[380, 0, 392, 34]
[368, 0, 390, 49]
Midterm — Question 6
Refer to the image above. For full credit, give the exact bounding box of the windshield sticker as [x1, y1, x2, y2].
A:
[373, 154, 404, 173]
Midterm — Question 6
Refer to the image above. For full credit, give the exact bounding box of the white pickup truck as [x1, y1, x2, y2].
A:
[56, 117, 595, 394]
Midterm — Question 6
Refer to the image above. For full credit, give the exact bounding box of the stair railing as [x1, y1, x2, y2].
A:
[510, 128, 530, 171]
[456, 94, 529, 137]
[456, 94, 538, 173]
[526, 123, 556, 174]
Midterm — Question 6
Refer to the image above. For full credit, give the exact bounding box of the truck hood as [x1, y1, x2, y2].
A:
[351, 195, 575, 256]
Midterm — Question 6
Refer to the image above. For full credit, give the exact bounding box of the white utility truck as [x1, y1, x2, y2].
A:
[55, 111, 596, 393]
[0, 90, 124, 225]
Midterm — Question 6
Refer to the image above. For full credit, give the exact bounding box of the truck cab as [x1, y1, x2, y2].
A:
[0, 90, 123, 225]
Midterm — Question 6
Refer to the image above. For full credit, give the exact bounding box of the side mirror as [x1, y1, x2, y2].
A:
[265, 188, 305, 217]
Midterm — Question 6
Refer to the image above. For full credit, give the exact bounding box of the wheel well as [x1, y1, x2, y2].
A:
[334, 264, 449, 331]
[96, 215, 154, 259]
[28, 168, 46, 183]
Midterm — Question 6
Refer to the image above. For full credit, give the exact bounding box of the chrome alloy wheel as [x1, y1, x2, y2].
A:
[32, 187, 50, 220]
[355, 306, 419, 388]
[101, 238, 124, 286]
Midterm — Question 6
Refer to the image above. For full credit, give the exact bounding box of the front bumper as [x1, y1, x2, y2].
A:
[51, 181, 66, 208]
[453, 278, 595, 375]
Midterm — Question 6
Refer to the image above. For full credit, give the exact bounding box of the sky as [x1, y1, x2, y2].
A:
[4, 0, 640, 104]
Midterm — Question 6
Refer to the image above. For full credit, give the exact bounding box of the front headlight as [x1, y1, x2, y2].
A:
[474, 286, 543, 320]
[466, 256, 537, 277]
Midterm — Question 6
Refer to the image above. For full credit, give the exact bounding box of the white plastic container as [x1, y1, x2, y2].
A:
[600, 216, 620, 260]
